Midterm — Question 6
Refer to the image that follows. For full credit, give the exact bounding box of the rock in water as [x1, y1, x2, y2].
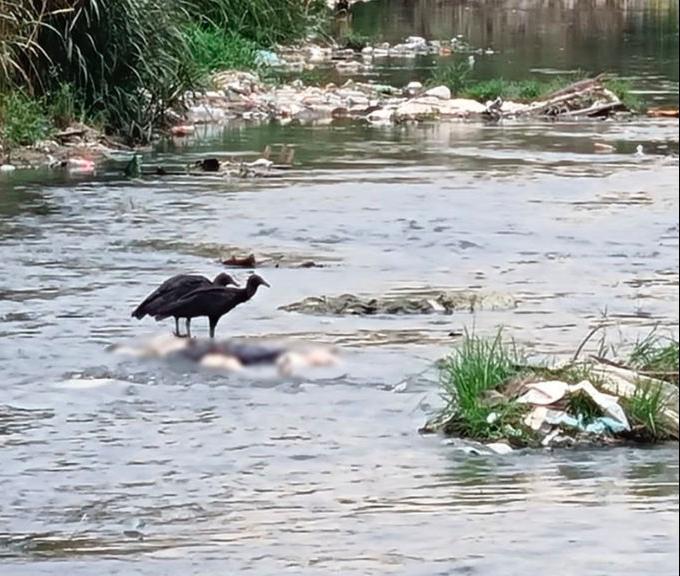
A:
[424, 85, 452, 100]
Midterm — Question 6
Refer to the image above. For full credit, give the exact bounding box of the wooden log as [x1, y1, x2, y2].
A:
[54, 128, 86, 140]
[559, 101, 625, 118]
[542, 73, 607, 100]
[514, 75, 621, 118]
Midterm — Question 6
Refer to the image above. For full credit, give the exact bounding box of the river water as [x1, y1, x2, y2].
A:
[1, 1, 678, 574]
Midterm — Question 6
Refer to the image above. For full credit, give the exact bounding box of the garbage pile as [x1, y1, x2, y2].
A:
[1, 123, 130, 171]
[182, 71, 629, 128]
[516, 378, 635, 446]
[261, 35, 488, 73]
[519, 359, 678, 446]
[115, 143, 296, 180]
[424, 355, 679, 453]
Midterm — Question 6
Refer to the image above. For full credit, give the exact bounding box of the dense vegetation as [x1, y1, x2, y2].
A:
[0, 0, 325, 146]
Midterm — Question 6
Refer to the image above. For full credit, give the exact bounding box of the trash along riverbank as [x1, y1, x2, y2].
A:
[3, 28, 678, 173]
[2, 70, 643, 174]
[184, 70, 635, 127]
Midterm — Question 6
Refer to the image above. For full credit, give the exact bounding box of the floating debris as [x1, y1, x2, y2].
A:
[170, 124, 195, 136]
[117, 145, 295, 181]
[594, 142, 616, 153]
[222, 254, 257, 268]
[647, 107, 679, 118]
[281, 290, 517, 316]
[128, 239, 339, 268]
[195, 158, 221, 172]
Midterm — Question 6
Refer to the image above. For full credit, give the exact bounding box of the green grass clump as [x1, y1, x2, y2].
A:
[428, 61, 471, 95]
[628, 331, 679, 378]
[428, 63, 564, 103]
[460, 79, 507, 102]
[45, 83, 87, 130]
[435, 330, 533, 443]
[0, 91, 51, 147]
[185, 26, 259, 75]
[342, 31, 371, 51]
[460, 78, 565, 103]
[188, 0, 327, 46]
[622, 382, 674, 441]
[441, 330, 520, 408]
[0, 84, 96, 149]
[428, 64, 638, 109]
[513, 80, 545, 101]
[603, 78, 642, 112]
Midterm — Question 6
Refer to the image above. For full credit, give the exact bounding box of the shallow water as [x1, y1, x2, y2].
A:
[1, 1, 679, 574]
[350, 0, 679, 106]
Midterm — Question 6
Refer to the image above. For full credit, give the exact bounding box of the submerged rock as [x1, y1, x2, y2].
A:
[129, 239, 339, 268]
[366, 107, 395, 124]
[394, 100, 439, 122]
[280, 290, 517, 316]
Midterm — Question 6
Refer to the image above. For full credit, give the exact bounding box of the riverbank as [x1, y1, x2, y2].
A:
[1, 67, 654, 173]
[3, 0, 678, 167]
[2, 0, 673, 173]
[0, 0, 327, 154]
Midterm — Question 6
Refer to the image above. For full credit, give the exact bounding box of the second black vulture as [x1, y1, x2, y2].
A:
[132, 272, 238, 336]
[153, 274, 270, 338]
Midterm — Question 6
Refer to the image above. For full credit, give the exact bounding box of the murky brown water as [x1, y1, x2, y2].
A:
[1, 1, 678, 574]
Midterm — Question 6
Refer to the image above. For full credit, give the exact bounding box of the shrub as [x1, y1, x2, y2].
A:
[0, 90, 51, 147]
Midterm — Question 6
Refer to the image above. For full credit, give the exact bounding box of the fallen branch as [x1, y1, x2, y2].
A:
[517, 75, 623, 119]
[542, 73, 608, 100]
[54, 128, 86, 140]
[560, 101, 625, 118]
[591, 355, 679, 383]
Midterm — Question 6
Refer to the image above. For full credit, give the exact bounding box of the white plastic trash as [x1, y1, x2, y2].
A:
[517, 380, 569, 405]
